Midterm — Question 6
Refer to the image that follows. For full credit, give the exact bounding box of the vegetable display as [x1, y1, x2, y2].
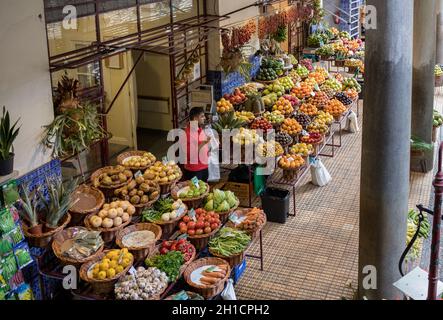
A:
[115, 267, 168, 300]
[145, 250, 184, 281]
[143, 161, 182, 184]
[159, 239, 195, 262]
[93, 166, 133, 188]
[178, 208, 221, 236]
[121, 153, 156, 169]
[209, 227, 251, 257]
[142, 198, 185, 223]
[114, 176, 160, 205]
[90, 249, 133, 280]
[176, 180, 208, 199]
[204, 190, 239, 213]
[88, 201, 135, 229]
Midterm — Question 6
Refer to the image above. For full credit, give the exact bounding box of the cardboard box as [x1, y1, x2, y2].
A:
[224, 182, 251, 207]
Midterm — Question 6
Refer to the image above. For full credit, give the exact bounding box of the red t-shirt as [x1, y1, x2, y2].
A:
[183, 124, 209, 172]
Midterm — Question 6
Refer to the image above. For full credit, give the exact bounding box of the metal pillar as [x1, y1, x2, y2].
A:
[411, 0, 437, 173]
[358, 0, 413, 300]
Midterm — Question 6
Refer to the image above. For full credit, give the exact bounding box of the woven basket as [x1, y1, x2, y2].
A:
[144, 204, 188, 239]
[84, 213, 131, 244]
[216, 199, 240, 224]
[188, 226, 221, 251]
[22, 213, 71, 248]
[158, 172, 183, 195]
[208, 246, 248, 268]
[171, 181, 210, 209]
[52, 226, 104, 268]
[115, 223, 162, 263]
[79, 250, 134, 296]
[226, 208, 267, 240]
[183, 257, 231, 299]
[91, 166, 133, 198]
[69, 185, 105, 226]
[117, 150, 156, 172]
[335, 60, 345, 67]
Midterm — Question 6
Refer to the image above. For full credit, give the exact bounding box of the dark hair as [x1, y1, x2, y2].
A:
[189, 107, 205, 120]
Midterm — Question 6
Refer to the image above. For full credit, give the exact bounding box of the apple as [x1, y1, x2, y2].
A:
[188, 229, 196, 236]
[204, 227, 212, 234]
[196, 229, 204, 235]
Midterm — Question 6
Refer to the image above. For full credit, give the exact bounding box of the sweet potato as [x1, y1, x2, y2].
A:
[200, 276, 218, 285]
[203, 271, 225, 278]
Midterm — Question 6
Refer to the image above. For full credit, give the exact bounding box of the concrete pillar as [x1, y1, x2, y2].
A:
[437, 0, 443, 64]
[359, 0, 413, 300]
[411, 0, 437, 172]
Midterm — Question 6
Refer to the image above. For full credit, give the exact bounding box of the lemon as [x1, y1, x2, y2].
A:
[109, 260, 118, 269]
[123, 253, 132, 261]
[107, 268, 116, 278]
[116, 265, 124, 273]
[121, 248, 128, 255]
[121, 258, 131, 268]
[99, 262, 110, 272]
[102, 258, 111, 264]
[97, 271, 107, 280]
[92, 268, 100, 278]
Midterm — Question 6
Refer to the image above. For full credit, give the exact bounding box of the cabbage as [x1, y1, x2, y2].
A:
[216, 200, 230, 212]
[213, 189, 226, 203]
[226, 192, 238, 208]
[205, 199, 214, 211]
[206, 193, 214, 201]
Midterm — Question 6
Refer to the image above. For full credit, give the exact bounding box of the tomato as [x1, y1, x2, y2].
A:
[171, 244, 177, 251]
[179, 226, 187, 234]
[195, 208, 206, 215]
[188, 229, 196, 236]
[214, 218, 221, 225]
[179, 222, 187, 229]
[177, 238, 186, 245]
[187, 221, 196, 230]
[196, 221, 205, 229]
[195, 228, 204, 235]
[162, 240, 169, 248]
[204, 222, 210, 228]
[210, 223, 219, 230]
[160, 247, 169, 255]
[214, 213, 220, 219]
[183, 216, 190, 223]
[204, 227, 212, 234]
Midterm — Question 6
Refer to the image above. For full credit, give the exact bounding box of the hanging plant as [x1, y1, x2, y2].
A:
[272, 25, 288, 43]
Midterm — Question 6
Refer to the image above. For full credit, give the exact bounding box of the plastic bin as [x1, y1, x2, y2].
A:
[260, 188, 290, 224]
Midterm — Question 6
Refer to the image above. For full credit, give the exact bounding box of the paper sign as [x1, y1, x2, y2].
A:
[177, 233, 188, 240]
[169, 230, 181, 240]
[129, 266, 137, 276]
[301, 130, 309, 136]
[310, 92, 316, 97]
[191, 176, 199, 188]
[229, 214, 241, 225]
[288, 157, 294, 162]
[135, 171, 143, 178]
[189, 209, 197, 222]
[206, 266, 217, 272]
[176, 206, 185, 217]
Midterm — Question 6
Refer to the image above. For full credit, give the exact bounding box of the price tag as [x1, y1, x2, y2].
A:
[177, 233, 188, 241]
[176, 206, 185, 217]
[191, 176, 199, 188]
[287, 157, 294, 162]
[295, 82, 301, 88]
[314, 84, 320, 92]
[301, 130, 309, 136]
[135, 171, 143, 178]
[129, 266, 137, 280]
[189, 209, 197, 222]
[162, 156, 169, 165]
[310, 92, 316, 97]
[205, 266, 217, 273]
[173, 291, 189, 301]
[229, 214, 241, 225]
[169, 230, 181, 240]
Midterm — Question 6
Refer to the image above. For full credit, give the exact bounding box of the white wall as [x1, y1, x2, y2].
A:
[0, 0, 54, 176]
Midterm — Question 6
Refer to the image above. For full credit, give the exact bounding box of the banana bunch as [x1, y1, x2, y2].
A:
[406, 221, 421, 260]
[408, 210, 430, 239]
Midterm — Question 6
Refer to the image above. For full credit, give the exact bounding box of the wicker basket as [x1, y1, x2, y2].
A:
[335, 60, 345, 67]
[52, 226, 104, 268]
[69, 185, 105, 226]
[117, 150, 156, 172]
[171, 181, 210, 209]
[91, 166, 133, 198]
[144, 204, 188, 239]
[84, 213, 131, 244]
[188, 226, 221, 251]
[22, 213, 71, 248]
[216, 199, 240, 224]
[158, 172, 183, 195]
[226, 208, 267, 240]
[183, 257, 231, 299]
[115, 223, 162, 263]
[208, 246, 249, 268]
[79, 250, 134, 296]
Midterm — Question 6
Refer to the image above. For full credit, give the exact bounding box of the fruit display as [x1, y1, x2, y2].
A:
[308, 71, 326, 85]
[288, 69, 302, 83]
[307, 122, 329, 135]
[145, 250, 184, 281]
[212, 112, 244, 133]
[308, 91, 329, 108]
[334, 92, 353, 105]
[272, 97, 294, 117]
[319, 85, 336, 99]
[281, 118, 302, 136]
[263, 110, 285, 125]
[88, 201, 135, 229]
[176, 180, 208, 200]
[275, 132, 293, 146]
[342, 77, 362, 93]
[324, 99, 346, 118]
[239, 83, 263, 96]
[120, 229, 157, 248]
[289, 143, 314, 157]
[294, 113, 312, 128]
[121, 153, 156, 170]
[315, 111, 334, 126]
[307, 33, 326, 48]
[295, 65, 309, 78]
[278, 154, 305, 170]
[159, 239, 195, 262]
[179, 208, 221, 236]
[303, 77, 318, 88]
[143, 161, 182, 184]
[315, 44, 335, 57]
[261, 59, 284, 75]
[142, 198, 186, 223]
[209, 227, 251, 257]
[256, 141, 284, 158]
[223, 89, 247, 106]
[345, 58, 364, 69]
[329, 27, 339, 37]
[323, 78, 342, 92]
[115, 267, 168, 300]
[93, 166, 133, 189]
[89, 249, 133, 280]
[229, 208, 266, 233]
[262, 82, 285, 97]
[434, 110, 443, 127]
[262, 93, 279, 108]
[279, 77, 295, 92]
[234, 111, 255, 124]
[299, 103, 318, 117]
[435, 65, 443, 76]
[344, 88, 359, 101]
[332, 73, 344, 83]
[291, 82, 314, 99]
[282, 94, 300, 107]
[300, 59, 314, 72]
[256, 68, 278, 81]
[339, 31, 351, 40]
[314, 67, 329, 78]
[250, 118, 273, 132]
[114, 176, 160, 206]
[232, 128, 260, 146]
[204, 190, 239, 213]
[300, 132, 323, 144]
[216, 98, 234, 114]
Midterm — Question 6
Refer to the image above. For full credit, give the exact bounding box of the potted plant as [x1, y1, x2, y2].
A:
[19, 184, 43, 235]
[40, 177, 79, 232]
[411, 136, 433, 157]
[0, 106, 20, 176]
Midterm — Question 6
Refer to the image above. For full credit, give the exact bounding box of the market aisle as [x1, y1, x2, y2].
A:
[235, 103, 363, 300]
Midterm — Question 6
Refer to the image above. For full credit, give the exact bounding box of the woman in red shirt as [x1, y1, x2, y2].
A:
[182, 107, 211, 181]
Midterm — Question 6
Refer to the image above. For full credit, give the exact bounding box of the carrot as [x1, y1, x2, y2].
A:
[202, 271, 225, 278]
[200, 276, 218, 285]
[217, 265, 229, 271]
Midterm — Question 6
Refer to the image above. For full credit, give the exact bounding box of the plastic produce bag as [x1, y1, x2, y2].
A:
[310, 158, 332, 187]
[346, 111, 359, 133]
[221, 279, 237, 300]
[206, 128, 220, 182]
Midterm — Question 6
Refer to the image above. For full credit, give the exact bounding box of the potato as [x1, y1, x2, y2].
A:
[116, 207, 124, 217]
[127, 180, 137, 191]
[102, 218, 114, 229]
[121, 189, 128, 196]
[98, 210, 108, 219]
[124, 170, 133, 178]
[127, 205, 136, 215]
[149, 191, 159, 200]
[90, 216, 103, 228]
[135, 176, 144, 185]
[130, 195, 140, 205]
[144, 172, 156, 180]
[129, 189, 138, 197]
[140, 195, 149, 204]
[118, 173, 128, 183]
[107, 208, 118, 219]
[120, 201, 129, 211]
[137, 190, 145, 197]
[113, 217, 123, 227]
[121, 212, 130, 223]
[103, 204, 110, 210]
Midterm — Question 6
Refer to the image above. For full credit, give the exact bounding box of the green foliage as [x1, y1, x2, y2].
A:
[212, 112, 244, 133]
[19, 184, 41, 227]
[0, 106, 20, 160]
[410, 136, 433, 151]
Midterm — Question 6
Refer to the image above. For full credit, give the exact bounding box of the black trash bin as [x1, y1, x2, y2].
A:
[260, 187, 290, 224]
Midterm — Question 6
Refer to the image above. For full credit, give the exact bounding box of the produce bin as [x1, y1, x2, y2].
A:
[260, 188, 290, 224]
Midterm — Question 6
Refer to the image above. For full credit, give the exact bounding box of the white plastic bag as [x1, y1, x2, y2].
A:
[346, 111, 360, 133]
[206, 128, 220, 182]
[221, 279, 237, 300]
[310, 158, 332, 187]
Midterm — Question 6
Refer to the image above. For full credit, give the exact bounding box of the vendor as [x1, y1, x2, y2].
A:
[182, 107, 211, 182]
